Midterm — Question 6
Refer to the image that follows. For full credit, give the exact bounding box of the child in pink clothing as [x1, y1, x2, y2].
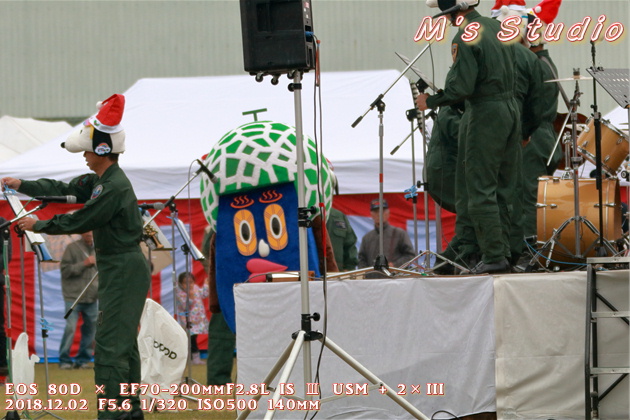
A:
[176, 271, 209, 365]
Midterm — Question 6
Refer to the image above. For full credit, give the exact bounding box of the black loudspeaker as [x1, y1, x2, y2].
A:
[240, 0, 315, 75]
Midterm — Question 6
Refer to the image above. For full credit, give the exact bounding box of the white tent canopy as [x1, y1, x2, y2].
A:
[0, 116, 71, 163]
[0, 70, 426, 199]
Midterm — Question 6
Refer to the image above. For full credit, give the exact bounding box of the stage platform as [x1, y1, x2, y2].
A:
[235, 270, 629, 419]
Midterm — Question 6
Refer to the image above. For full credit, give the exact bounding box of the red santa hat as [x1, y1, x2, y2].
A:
[89, 94, 125, 134]
[531, 0, 561, 24]
[490, 0, 527, 18]
[527, 0, 561, 46]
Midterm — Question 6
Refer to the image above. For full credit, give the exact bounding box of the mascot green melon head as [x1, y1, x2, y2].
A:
[199, 120, 334, 230]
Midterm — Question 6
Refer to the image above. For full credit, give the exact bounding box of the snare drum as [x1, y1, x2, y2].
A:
[537, 176, 621, 262]
[577, 118, 629, 176]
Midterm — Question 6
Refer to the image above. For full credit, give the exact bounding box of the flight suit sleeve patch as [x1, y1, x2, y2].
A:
[451, 43, 458, 63]
[91, 185, 104, 200]
[77, 174, 91, 187]
[334, 220, 347, 229]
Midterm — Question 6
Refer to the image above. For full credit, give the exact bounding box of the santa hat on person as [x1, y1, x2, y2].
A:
[490, 0, 527, 18]
[530, 0, 561, 24]
[62, 94, 126, 156]
[527, 0, 562, 46]
[492, 0, 531, 45]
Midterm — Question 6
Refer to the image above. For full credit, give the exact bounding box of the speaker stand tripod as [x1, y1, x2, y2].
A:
[238, 71, 429, 420]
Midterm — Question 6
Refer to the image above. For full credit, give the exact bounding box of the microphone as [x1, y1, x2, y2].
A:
[410, 80, 423, 115]
[196, 159, 219, 184]
[34, 196, 77, 204]
[408, 81, 437, 121]
[432, 2, 469, 18]
[139, 203, 165, 210]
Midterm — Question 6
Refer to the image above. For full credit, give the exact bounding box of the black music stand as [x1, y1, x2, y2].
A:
[1, 192, 62, 420]
[586, 67, 630, 253]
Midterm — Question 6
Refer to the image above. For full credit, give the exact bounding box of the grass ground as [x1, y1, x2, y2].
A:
[2, 362, 239, 419]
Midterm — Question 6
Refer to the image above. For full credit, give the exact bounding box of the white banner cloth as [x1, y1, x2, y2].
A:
[494, 271, 629, 419]
[235, 276, 496, 419]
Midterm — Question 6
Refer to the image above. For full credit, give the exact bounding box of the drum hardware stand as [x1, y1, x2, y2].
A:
[621, 162, 630, 255]
[529, 72, 616, 270]
[586, 42, 608, 258]
[238, 69, 429, 420]
[400, 250, 470, 275]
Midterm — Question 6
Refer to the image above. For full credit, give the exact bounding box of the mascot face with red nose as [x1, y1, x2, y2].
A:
[199, 120, 334, 332]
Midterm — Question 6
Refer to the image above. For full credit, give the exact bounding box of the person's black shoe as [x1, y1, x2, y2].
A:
[431, 260, 455, 275]
[471, 258, 511, 274]
[454, 252, 480, 274]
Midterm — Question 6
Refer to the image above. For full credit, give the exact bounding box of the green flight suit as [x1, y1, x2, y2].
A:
[426, 105, 462, 214]
[426, 10, 520, 265]
[521, 48, 562, 238]
[19, 162, 150, 419]
[508, 43, 545, 262]
[326, 207, 358, 271]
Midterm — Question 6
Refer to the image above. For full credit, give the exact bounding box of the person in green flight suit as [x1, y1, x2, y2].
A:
[492, 2, 546, 265]
[425, 104, 464, 275]
[417, 0, 520, 274]
[521, 2, 564, 246]
[325, 169, 358, 271]
[3, 94, 150, 420]
[326, 207, 358, 271]
[426, 104, 463, 215]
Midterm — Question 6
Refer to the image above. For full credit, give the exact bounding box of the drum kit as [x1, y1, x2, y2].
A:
[531, 70, 630, 270]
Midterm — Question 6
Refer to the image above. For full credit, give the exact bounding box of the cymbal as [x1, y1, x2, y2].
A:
[546, 75, 593, 83]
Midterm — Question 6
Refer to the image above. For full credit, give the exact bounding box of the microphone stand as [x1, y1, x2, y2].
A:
[171, 214, 205, 392]
[352, 43, 434, 277]
[64, 272, 98, 319]
[169, 202, 178, 317]
[142, 160, 216, 229]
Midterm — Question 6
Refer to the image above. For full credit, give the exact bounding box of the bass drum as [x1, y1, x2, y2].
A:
[577, 117, 629, 176]
[537, 176, 621, 264]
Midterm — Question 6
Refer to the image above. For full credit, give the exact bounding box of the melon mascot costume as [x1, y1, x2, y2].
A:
[199, 120, 338, 384]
